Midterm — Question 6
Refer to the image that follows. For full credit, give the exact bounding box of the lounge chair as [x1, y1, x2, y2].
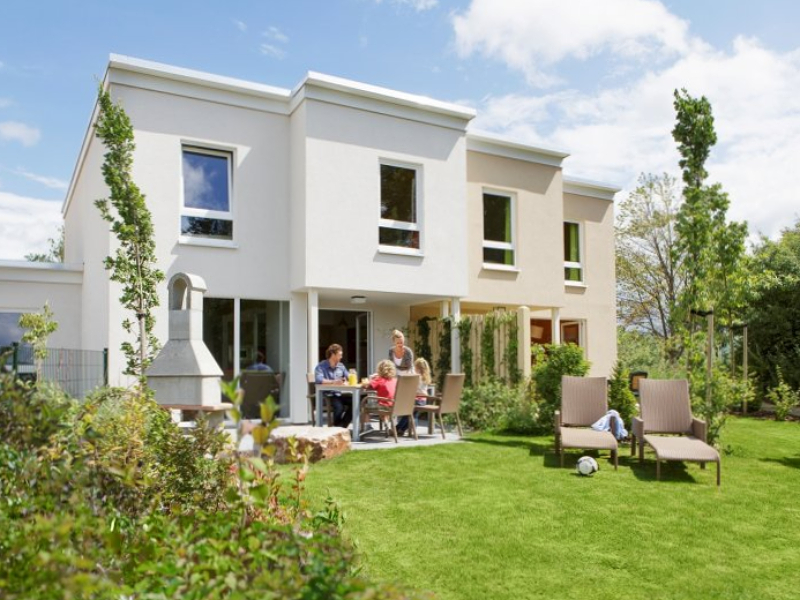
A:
[555, 375, 618, 469]
[416, 373, 465, 438]
[632, 379, 720, 486]
[240, 371, 281, 419]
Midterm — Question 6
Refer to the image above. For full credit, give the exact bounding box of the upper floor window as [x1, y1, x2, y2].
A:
[483, 191, 515, 267]
[564, 221, 583, 283]
[379, 162, 420, 251]
[181, 147, 233, 241]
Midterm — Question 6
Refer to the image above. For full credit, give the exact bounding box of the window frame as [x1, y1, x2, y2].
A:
[378, 159, 423, 256]
[180, 144, 235, 245]
[563, 220, 584, 284]
[482, 188, 517, 270]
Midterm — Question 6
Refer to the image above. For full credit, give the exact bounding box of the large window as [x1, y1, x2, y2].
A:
[483, 191, 515, 266]
[379, 162, 420, 251]
[181, 147, 233, 241]
[564, 221, 583, 283]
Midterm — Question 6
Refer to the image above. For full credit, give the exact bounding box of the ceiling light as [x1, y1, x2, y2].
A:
[350, 295, 366, 304]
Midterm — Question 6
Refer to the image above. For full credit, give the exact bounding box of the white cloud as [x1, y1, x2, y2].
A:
[462, 4, 800, 240]
[259, 44, 286, 59]
[0, 121, 40, 146]
[374, 0, 438, 11]
[263, 26, 289, 44]
[15, 168, 68, 190]
[0, 191, 62, 260]
[453, 0, 694, 87]
[232, 18, 247, 32]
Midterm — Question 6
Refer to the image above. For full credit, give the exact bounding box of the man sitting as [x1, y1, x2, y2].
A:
[314, 343, 351, 427]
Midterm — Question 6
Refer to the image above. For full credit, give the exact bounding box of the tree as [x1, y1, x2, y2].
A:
[747, 220, 800, 392]
[616, 173, 683, 350]
[94, 86, 164, 383]
[671, 89, 751, 444]
[19, 302, 58, 381]
[25, 225, 64, 263]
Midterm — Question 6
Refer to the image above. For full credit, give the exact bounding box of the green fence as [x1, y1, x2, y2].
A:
[2, 343, 107, 398]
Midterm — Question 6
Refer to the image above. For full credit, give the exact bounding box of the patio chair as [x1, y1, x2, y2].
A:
[632, 379, 720, 486]
[555, 375, 618, 470]
[415, 373, 465, 439]
[240, 371, 281, 419]
[360, 374, 420, 442]
[307, 372, 333, 426]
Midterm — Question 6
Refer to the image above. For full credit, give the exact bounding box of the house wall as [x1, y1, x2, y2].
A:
[562, 192, 617, 377]
[465, 150, 565, 309]
[0, 263, 83, 349]
[300, 97, 469, 298]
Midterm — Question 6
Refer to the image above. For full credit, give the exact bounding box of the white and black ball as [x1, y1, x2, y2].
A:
[576, 456, 599, 476]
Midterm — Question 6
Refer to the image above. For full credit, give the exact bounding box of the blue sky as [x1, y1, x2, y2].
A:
[2, 0, 800, 258]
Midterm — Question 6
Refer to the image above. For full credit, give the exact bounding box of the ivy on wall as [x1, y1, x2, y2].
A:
[458, 317, 473, 387]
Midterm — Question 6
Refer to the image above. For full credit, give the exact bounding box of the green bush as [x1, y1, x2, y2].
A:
[608, 360, 638, 428]
[459, 379, 537, 433]
[532, 343, 590, 432]
[767, 369, 799, 421]
[0, 372, 423, 599]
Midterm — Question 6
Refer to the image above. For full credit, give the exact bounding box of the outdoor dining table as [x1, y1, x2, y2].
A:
[315, 383, 365, 442]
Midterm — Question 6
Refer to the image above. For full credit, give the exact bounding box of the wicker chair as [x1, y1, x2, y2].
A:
[360, 374, 420, 442]
[415, 373, 466, 439]
[307, 372, 333, 426]
[240, 371, 281, 420]
[632, 379, 720, 486]
[555, 375, 618, 469]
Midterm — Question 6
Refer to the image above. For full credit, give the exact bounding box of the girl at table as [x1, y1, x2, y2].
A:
[396, 357, 432, 436]
[361, 360, 397, 431]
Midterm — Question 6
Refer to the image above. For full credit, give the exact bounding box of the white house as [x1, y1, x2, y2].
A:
[0, 55, 619, 422]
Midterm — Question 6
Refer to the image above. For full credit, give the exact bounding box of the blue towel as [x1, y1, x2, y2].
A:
[591, 409, 628, 440]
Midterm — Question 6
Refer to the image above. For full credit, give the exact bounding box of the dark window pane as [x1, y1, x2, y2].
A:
[379, 227, 419, 249]
[564, 222, 580, 262]
[0, 312, 24, 347]
[181, 216, 233, 240]
[380, 164, 416, 222]
[484, 193, 511, 242]
[203, 298, 234, 378]
[483, 248, 515, 265]
[565, 267, 582, 281]
[183, 150, 230, 211]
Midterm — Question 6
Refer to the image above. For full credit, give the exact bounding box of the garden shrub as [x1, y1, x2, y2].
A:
[458, 378, 538, 434]
[532, 343, 590, 432]
[767, 368, 799, 421]
[0, 372, 425, 599]
[608, 360, 638, 427]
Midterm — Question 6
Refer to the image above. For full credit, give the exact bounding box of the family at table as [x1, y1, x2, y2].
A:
[314, 329, 433, 437]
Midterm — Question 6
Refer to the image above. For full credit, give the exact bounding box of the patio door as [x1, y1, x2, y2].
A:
[355, 312, 370, 379]
[318, 309, 371, 377]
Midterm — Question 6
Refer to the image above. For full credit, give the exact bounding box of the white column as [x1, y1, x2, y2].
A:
[551, 307, 561, 345]
[233, 298, 241, 377]
[307, 288, 319, 371]
[451, 297, 461, 374]
[289, 293, 310, 423]
[517, 306, 531, 379]
[440, 300, 450, 318]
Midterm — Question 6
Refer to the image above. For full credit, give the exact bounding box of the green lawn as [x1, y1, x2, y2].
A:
[303, 417, 800, 600]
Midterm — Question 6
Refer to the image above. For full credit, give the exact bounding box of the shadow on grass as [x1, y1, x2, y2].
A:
[465, 435, 545, 454]
[627, 454, 706, 484]
[761, 455, 800, 469]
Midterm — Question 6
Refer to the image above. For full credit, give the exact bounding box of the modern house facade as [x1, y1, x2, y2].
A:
[0, 55, 618, 422]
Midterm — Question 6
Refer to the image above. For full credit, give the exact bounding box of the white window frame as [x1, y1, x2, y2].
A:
[482, 188, 517, 270]
[378, 159, 423, 256]
[561, 320, 586, 350]
[180, 145, 235, 246]
[564, 220, 584, 285]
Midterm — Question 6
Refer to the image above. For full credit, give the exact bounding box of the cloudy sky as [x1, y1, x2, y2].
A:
[1, 0, 799, 259]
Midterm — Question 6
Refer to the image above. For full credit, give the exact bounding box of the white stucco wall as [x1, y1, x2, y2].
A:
[300, 97, 470, 298]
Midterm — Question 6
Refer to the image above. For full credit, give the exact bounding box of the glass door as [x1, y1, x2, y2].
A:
[355, 312, 370, 379]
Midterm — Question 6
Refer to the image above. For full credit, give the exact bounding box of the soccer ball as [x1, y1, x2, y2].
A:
[576, 456, 599, 476]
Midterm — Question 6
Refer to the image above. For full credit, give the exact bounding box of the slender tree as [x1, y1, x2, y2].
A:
[19, 302, 58, 381]
[94, 86, 164, 383]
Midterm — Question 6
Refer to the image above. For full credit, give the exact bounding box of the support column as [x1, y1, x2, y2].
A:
[307, 289, 319, 373]
[233, 298, 241, 377]
[440, 300, 450, 318]
[451, 298, 461, 374]
[517, 306, 531, 379]
[551, 307, 561, 345]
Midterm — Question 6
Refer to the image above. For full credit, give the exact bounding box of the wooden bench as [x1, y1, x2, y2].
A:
[159, 403, 233, 429]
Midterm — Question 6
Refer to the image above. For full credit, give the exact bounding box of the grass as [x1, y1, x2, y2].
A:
[303, 417, 800, 600]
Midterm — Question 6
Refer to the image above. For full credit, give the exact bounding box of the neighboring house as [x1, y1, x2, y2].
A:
[0, 55, 618, 422]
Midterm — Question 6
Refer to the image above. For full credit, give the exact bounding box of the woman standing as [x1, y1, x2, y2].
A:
[389, 329, 414, 435]
[388, 329, 415, 375]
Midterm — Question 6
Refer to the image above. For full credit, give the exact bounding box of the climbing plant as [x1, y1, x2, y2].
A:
[458, 317, 473, 387]
[436, 317, 452, 391]
[415, 316, 434, 363]
[481, 312, 498, 379]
